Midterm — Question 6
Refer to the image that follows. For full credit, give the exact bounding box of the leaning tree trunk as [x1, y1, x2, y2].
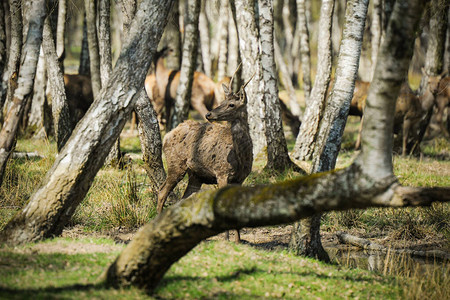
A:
[1, 0, 22, 121]
[0, 0, 45, 187]
[296, 0, 312, 104]
[259, 0, 294, 172]
[0, 0, 174, 245]
[84, 0, 101, 98]
[135, 90, 166, 194]
[42, 17, 71, 151]
[102, 0, 435, 292]
[171, 0, 201, 129]
[234, 0, 267, 159]
[292, 0, 334, 161]
[289, 0, 369, 261]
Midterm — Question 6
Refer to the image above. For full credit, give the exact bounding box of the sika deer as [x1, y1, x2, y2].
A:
[433, 76, 449, 137]
[157, 70, 254, 243]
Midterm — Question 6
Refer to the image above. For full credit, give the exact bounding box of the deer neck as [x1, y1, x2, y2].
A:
[155, 58, 170, 78]
[229, 111, 253, 161]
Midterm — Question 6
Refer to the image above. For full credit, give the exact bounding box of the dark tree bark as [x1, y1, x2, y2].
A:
[84, 0, 101, 98]
[171, 0, 201, 129]
[0, 0, 174, 245]
[135, 90, 166, 194]
[0, 0, 45, 186]
[102, 0, 434, 291]
[42, 17, 71, 151]
[292, 0, 334, 161]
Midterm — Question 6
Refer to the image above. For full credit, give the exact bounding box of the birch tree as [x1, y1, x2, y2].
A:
[42, 17, 71, 151]
[296, 0, 311, 103]
[84, 0, 101, 98]
[292, 0, 334, 162]
[171, 0, 201, 129]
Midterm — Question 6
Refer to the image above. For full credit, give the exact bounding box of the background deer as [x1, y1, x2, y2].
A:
[157, 72, 253, 243]
[144, 47, 221, 128]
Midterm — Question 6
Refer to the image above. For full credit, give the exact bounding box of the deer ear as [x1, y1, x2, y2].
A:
[222, 84, 230, 95]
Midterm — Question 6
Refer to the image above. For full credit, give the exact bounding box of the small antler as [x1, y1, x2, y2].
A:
[241, 72, 256, 90]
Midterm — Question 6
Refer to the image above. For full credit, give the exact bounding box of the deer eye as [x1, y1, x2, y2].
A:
[229, 103, 235, 108]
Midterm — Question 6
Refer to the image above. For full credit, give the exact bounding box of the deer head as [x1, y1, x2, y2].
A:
[206, 65, 254, 122]
[422, 67, 446, 95]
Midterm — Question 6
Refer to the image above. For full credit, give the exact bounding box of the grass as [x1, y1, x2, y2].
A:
[0, 118, 448, 298]
[0, 237, 428, 299]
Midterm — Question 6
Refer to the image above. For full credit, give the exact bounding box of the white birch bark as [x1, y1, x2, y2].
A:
[292, 0, 334, 161]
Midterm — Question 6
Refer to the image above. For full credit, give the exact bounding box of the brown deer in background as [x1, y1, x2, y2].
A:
[157, 69, 254, 243]
[144, 47, 222, 128]
[433, 75, 449, 137]
[63, 74, 94, 128]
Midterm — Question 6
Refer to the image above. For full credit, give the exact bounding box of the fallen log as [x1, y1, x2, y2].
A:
[336, 231, 450, 261]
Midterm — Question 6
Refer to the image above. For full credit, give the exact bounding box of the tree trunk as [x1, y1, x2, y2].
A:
[443, 5, 450, 74]
[414, 0, 447, 155]
[102, 0, 122, 167]
[370, 0, 382, 80]
[296, 0, 311, 103]
[0, 0, 45, 186]
[227, 5, 240, 79]
[0, 0, 174, 245]
[0, 2, 6, 108]
[78, 15, 90, 76]
[274, 39, 302, 119]
[135, 90, 166, 194]
[28, 49, 47, 133]
[42, 17, 71, 151]
[292, 0, 334, 161]
[161, 0, 181, 70]
[1, 0, 22, 121]
[234, 0, 267, 159]
[84, 0, 101, 98]
[259, 0, 293, 172]
[199, 0, 212, 78]
[56, 0, 66, 61]
[217, 0, 229, 81]
[171, 0, 200, 129]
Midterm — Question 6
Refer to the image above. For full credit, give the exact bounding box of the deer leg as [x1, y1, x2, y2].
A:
[402, 118, 411, 156]
[355, 115, 364, 150]
[157, 169, 185, 213]
[182, 173, 202, 199]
